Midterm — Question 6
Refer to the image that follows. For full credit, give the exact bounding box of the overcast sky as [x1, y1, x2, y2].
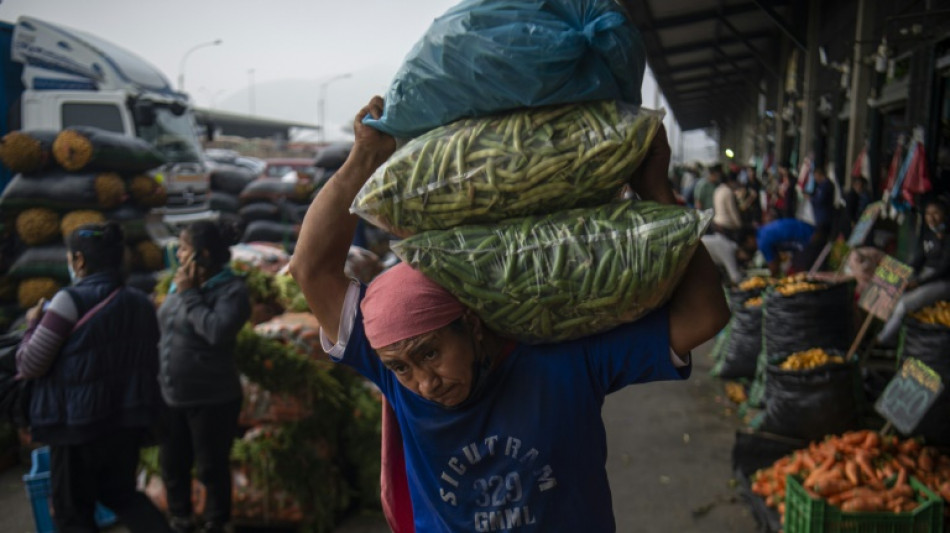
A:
[0, 0, 715, 160]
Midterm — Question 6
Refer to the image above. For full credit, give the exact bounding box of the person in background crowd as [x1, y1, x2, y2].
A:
[846, 176, 872, 226]
[702, 229, 759, 285]
[158, 220, 251, 533]
[772, 166, 797, 220]
[289, 97, 729, 532]
[755, 216, 818, 277]
[737, 167, 763, 229]
[876, 199, 950, 346]
[693, 165, 720, 212]
[16, 222, 172, 533]
[712, 173, 743, 240]
[680, 164, 699, 207]
[808, 166, 836, 236]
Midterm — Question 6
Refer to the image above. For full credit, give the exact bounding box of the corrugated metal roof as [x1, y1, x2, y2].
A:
[622, 0, 798, 131]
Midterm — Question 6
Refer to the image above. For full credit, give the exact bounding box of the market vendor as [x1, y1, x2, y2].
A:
[876, 198, 950, 346]
[755, 217, 820, 276]
[289, 97, 729, 532]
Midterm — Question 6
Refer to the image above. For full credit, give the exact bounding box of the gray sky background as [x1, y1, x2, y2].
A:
[0, 0, 716, 161]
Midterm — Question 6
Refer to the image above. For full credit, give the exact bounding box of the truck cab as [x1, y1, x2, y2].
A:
[0, 16, 215, 233]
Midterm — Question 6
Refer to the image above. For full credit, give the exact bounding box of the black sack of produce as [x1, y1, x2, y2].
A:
[239, 178, 311, 205]
[760, 355, 860, 441]
[210, 191, 240, 214]
[8, 245, 69, 281]
[127, 271, 159, 294]
[0, 171, 127, 212]
[52, 126, 166, 173]
[0, 130, 59, 173]
[900, 317, 950, 445]
[239, 202, 283, 223]
[241, 220, 299, 245]
[0, 330, 30, 427]
[763, 283, 852, 356]
[314, 142, 351, 170]
[210, 164, 258, 195]
[719, 302, 762, 379]
[105, 205, 148, 243]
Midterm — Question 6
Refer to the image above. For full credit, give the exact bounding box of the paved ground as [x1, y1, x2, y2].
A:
[0, 341, 758, 532]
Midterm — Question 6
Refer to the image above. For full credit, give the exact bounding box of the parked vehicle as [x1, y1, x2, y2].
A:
[0, 16, 216, 233]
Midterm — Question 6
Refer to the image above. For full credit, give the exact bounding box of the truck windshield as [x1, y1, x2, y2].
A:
[137, 107, 203, 163]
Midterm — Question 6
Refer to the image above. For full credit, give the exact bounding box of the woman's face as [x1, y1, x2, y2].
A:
[376, 318, 481, 407]
[176, 231, 195, 265]
[925, 204, 946, 232]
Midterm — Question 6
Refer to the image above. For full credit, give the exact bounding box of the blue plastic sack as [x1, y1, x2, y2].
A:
[364, 0, 646, 139]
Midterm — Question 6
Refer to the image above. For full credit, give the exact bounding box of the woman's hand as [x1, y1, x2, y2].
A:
[174, 258, 198, 292]
[26, 298, 46, 322]
[349, 96, 397, 174]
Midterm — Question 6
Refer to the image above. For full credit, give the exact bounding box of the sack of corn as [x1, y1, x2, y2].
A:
[128, 175, 167, 207]
[15, 208, 61, 246]
[0, 130, 59, 173]
[352, 101, 663, 236]
[52, 126, 165, 173]
[130, 240, 164, 272]
[392, 200, 711, 343]
[61, 210, 106, 239]
[0, 172, 126, 211]
[17, 277, 61, 309]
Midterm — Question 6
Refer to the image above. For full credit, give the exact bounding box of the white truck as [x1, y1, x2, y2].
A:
[0, 16, 215, 233]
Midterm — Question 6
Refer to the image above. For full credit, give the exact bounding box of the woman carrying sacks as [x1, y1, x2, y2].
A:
[16, 222, 172, 533]
[289, 97, 730, 532]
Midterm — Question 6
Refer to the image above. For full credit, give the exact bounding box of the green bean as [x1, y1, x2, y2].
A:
[352, 101, 664, 234]
[392, 200, 712, 343]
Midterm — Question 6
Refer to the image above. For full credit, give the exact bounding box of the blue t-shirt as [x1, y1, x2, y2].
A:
[757, 219, 815, 263]
[337, 287, 689, 532]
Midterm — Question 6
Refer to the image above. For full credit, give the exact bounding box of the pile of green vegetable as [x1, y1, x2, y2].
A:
[393, 199, 711, 343]
[352, 100, 662, 236]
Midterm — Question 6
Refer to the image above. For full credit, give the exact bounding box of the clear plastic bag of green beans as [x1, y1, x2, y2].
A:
[391, 200, 713, 344]
[352, 101, 664, 237]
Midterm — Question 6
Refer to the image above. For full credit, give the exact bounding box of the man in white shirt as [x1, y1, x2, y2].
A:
[701, 230, 757, 285]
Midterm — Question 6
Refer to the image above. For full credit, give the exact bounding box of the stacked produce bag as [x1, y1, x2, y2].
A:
[713, 276, 771, 380]
[899, 301, 950, 446]
[237, 177, 314, 252]
[354, 50, 710, 344]
[0, 127, 169, 325]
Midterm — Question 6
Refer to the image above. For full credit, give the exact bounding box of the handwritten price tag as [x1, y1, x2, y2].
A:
[875, 358, 944, 435]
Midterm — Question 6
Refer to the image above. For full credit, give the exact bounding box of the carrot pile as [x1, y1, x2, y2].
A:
[752, 430, 950, 521]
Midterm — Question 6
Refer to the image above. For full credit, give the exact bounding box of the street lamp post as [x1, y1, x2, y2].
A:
[318, 73, 352, 143]
[178, 39, 222, 93]
[248, 68, 256, 115]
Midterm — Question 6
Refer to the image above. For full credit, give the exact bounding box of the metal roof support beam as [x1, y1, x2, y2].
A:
[751, 0, 806, 51]
[654, 54, 756, 77]
[646, 4, 761, 31]
[662, 32, 772, 57]
[718, 16, 781, 80]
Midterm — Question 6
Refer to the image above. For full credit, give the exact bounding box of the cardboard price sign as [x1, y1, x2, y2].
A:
[875, 358, 944, 435]
[847, 202, 882, 247]
[858, 255, 913, 320]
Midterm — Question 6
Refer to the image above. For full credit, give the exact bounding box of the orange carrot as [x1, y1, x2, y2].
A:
[844, 460, 860, 486]
[855, 452, 876, 481]
[898, 438, 920, 455]
[939, 481, 950, 502]
[897, 454, 917, 470]
[918, 448, 934, 472]
[895, 467, 908, 488]
[841, 494, 885, 512]
[862, 431, 881, 450]
[814, 478, 854, 497]
[841, 431, 866, 446]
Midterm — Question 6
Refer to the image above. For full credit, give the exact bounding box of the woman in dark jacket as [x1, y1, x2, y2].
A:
[17, 222, 171, 533]
[158, 221, 250, 533]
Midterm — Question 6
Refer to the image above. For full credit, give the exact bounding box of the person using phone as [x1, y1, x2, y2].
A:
[157, 220, 250, 533]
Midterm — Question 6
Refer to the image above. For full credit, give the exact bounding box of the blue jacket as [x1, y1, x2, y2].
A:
[29, 272, 163, 445]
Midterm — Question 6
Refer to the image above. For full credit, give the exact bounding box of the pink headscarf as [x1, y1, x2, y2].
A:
[361, 263, 466, 349]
